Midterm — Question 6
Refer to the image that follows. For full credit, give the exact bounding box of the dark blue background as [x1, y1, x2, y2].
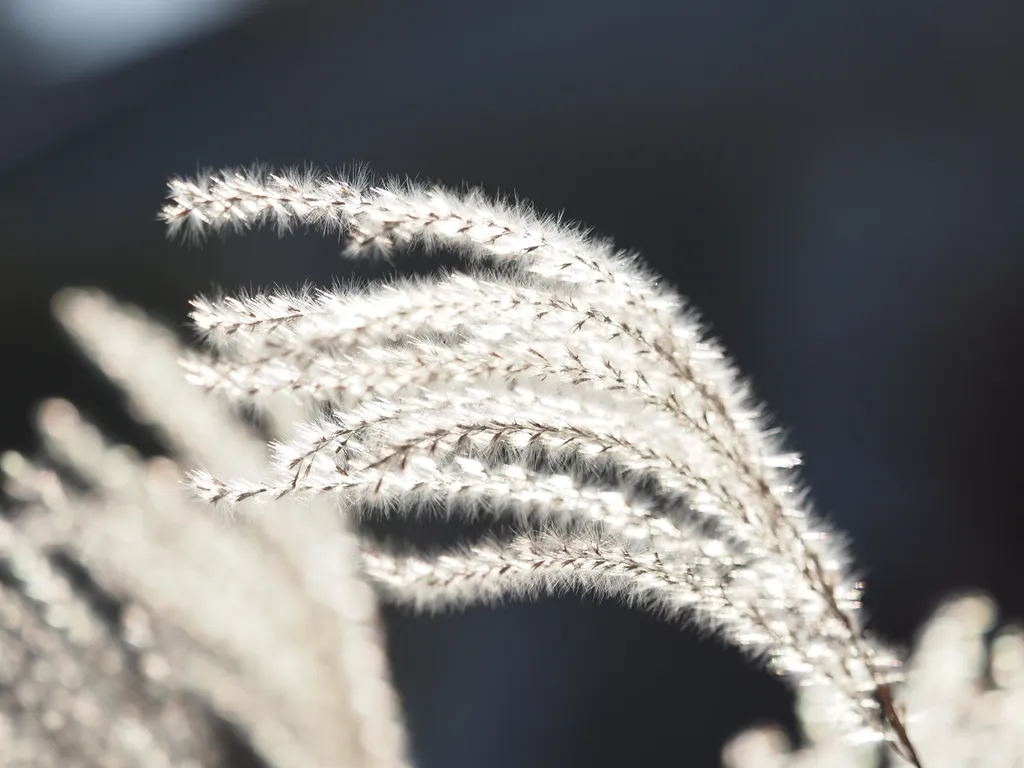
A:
[2, 2, 1023, 765]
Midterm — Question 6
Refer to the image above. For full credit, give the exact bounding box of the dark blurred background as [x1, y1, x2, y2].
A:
[2, 1, 1023, 765]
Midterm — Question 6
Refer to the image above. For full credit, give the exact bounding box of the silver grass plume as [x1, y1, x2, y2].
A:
[7, 166, 1018, 767]
[1, 291, 408, 768]
[158, 167, 918, 762]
